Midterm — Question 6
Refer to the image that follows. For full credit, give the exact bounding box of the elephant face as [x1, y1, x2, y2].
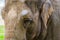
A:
[2, 0, 40, 40]
[2, 0, 54, 40]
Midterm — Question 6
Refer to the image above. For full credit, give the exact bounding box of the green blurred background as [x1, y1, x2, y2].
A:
[0, 25, 4, 40]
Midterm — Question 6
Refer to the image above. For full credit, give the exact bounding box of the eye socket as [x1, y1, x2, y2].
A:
[23, 18, 33, 24]
[23, 18, 33, 28]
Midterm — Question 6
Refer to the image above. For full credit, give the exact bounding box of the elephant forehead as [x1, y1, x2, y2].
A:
[8, 7, 17, 19]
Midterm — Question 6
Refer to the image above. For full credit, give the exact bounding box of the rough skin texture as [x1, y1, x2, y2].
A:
[2, 0, 54, 40]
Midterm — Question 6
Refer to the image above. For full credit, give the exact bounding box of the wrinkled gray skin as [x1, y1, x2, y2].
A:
[37, 0, 60, 40]
[26, 0, 60, 40]
[2, 0, 60, 40]
[45, 0, 60, 40]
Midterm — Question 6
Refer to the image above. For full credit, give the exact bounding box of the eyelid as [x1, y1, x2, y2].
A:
[23, 18, 33, 23]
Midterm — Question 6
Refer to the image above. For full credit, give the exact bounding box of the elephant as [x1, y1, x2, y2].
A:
[2, 0, 41, 40]
[2, 0, 59, 40]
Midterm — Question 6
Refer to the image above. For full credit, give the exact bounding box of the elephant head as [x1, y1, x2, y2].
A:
[2, 0, 54, 40]
[2, 0, 41, 40]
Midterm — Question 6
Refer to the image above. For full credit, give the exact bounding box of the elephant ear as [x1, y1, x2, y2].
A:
[40, 0, 54, 39]
[41, 0, 54, 26]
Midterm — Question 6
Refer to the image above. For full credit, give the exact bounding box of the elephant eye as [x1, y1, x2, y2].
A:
[23, 18, 33, 24]
[23, 18, 33, 28]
